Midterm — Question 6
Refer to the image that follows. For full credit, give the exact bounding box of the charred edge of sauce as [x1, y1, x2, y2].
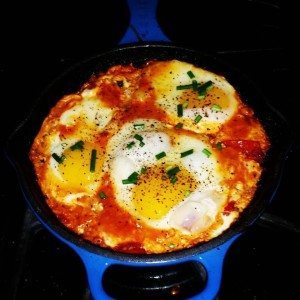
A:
[223, 201, 237, 216]
[114, 242, 147, 254]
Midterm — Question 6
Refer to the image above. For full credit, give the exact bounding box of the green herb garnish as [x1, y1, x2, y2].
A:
[183, 101, 189, 108]
[175, 122, 183, 129]
[90, 149, 97, 172]
[184, 190, 191, 197]
[52, 153, 65, 164]
[180, 149, 194, 158]
[134, 134, 145, 147]
[177, 104, 183, 117]
[134, 134, 143, 141]
[99, 191, 107, 199]
[192, 80, 198, 91]
[170, 176, 178, 184]
[140, 166, 147, 174]
[176, 84, 193, 90]
[127, 141, 135, 149]
[167, 166, 180, 178]
[133, 123, 145, 130]
[122, 172, 139, 184]
[198, 80, 213, 99]
[216, 142, 223, 150]
[167, 166, 179, 184]
[70, 140, 84, 151]
[156, 151, 166, 160]
[202, 148, 212, 157]
[211, 104, 222, 112]
[194, 115, 202, 123]
[187, 70, 195, 79]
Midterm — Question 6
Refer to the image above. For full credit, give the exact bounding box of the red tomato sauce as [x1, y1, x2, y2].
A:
[98, 83, 122, 107]
[30, 62, 270, 254]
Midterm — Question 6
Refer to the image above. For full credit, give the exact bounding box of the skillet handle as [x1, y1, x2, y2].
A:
[72, 246, 114, 300]
[190, 235, 239, 300]
[71, 235, 239, 300]
[120, 0, 170, 44]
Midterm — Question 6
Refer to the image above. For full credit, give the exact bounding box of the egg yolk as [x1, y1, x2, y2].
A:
[132, 165, 198, 220]
[58, 142, 102, 189]
[180, 87, 230, 110]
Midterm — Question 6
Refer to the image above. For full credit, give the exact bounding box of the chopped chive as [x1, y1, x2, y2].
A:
[175, 122, 183, 129]
[176, 84, 193, 90]
[167, 166, 180, 178]
[187, 70, 195, 79]
[134, 134, 143, 142]
[141, 166, 147, 174]
[180, 149, 194, 158]
[177, 104, 183, 117]
[170, 176, 178, 184]
[128, 171, 139, 180]
[122, 171, 139, 184]
[198, 80, 213, 98]
[133, 123, 145, 130]
[183, 101, 189, 108]
[156, 151, 166, 160]
[52, 153, 65, 164]
[70, 140, 84, 151]
[184, 190, 191, 197]
[122, 179, 132, 184]
[194, 115, 202, 123]
[192, 80, 198, 91]
[216, 142, 223, 150]
[134, 134, 145, 147]
[99, 191, 107, 199]
[90, 149, 97, 172]
[127, 141, 135, 149]
[211, 104, 222, 112]
[202, 148, 212, 157]
[166, 165, 174, 172]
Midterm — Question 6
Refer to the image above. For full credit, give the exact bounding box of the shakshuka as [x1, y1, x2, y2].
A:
[30, 60, 269, 254]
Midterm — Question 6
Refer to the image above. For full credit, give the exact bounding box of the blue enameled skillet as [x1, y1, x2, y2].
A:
[5, 1, 293, 299]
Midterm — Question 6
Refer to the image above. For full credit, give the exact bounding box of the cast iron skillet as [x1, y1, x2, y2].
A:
[5, 1, 293, 299]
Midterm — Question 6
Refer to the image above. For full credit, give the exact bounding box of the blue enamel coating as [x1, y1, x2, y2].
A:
[72, 236, 239, 300]
[119, 0, 170, 44]
[189, 236, 239, 300]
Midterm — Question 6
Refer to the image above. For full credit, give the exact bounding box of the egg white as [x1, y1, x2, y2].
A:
[107, 119, 227, 233]
[60, 88, 114, 134]
[43, 87, 117, 205]
[148, 60, 239, 133]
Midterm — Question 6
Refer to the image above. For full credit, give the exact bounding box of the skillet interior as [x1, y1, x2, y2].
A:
[5, 44, 293, 262]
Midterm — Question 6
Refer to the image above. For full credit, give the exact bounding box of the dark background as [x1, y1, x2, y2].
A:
[0, 1, 299, 299]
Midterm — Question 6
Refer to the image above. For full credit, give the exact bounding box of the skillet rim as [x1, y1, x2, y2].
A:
[4, 43, 294, 262]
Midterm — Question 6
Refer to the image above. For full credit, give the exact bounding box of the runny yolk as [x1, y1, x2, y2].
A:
[58, 142, 102, 188]
[180, 86, 230, 110]
[132, 165, 198, 220]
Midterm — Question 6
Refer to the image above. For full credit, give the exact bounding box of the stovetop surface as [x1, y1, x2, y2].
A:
[1, 1, 299, 299]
